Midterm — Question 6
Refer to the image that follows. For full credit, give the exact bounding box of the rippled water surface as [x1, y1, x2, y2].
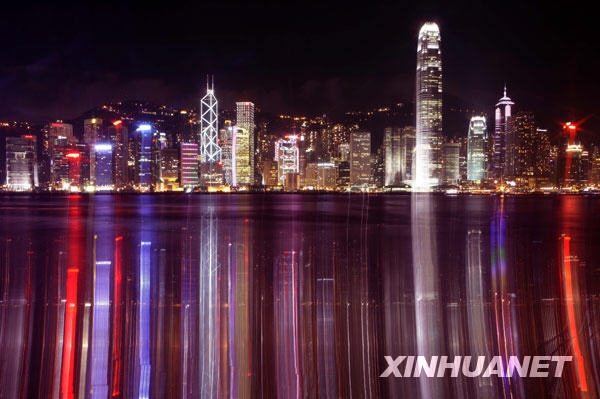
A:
[0, 193, 599, 398]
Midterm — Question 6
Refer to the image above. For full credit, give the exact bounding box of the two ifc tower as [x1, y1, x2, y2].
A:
[415, 21, 511, 187]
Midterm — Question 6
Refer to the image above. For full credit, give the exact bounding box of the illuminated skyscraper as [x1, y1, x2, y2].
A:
[415, 22, 442, 188]
[400, 126, 416, 183]
[441, 141, 460, 184]
[44, 121, 75, 187]
[200, 77, 221, 184]
[262, 160, 279, 187]
[46, 121, 74, 149]
[180, 142, 199, 188]
[5, 135, 38, 190]
[513, 112, 551, 181]
[336, 161, 350, 188]
[589, 145, 600, 185]
[493, 85, 515, 179]
[201, 78, 221, 162]
[220, 121, 234, 185]
[467, 116, 487, 181]
[135, 123, 153, 190]
[84, 118, 103, 185]
[372, 145, 385, 188]
[383, 127, 402, 186]
[94, 143, 113, 188]
[338, 143, 350, 162]
[109, 120, 129, 188]
[159, 147, 179, 190]
[563, 144, 588, 186]
[236, 102, 255, 185]
[83, 118, 103, 145]
[275, 135, 300, 186]
[349, 131, 371, 189]
[304, 162, 337, 190]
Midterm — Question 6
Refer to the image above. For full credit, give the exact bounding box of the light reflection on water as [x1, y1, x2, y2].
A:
[0, 193, 599, 398]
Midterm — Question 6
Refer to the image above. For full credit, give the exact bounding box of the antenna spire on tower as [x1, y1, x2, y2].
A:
[503, 83, 507, 97]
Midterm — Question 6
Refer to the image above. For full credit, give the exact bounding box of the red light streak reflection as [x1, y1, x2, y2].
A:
[60, 268, 78, 399]
[559, 235, 588, 392]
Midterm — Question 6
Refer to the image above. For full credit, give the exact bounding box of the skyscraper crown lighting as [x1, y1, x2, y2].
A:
[467, 116, 487, 181]
[415, 21, 442, 189]
[496, 84, 515, 107]
[494, 84, 515, 178]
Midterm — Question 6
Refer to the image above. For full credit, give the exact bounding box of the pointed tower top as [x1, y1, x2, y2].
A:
[205, 74, 215, 93]
[496, 82, 514, 106]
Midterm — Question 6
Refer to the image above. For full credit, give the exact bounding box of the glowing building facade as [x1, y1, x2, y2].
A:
[200, 79, 221, 184]
[441, 141, 460, 184]
[275, 135, 300, 185]
[220, 121, 234, 185]
[45, 121, 75, 188]
[5, 135, 38, 190]
[235, 102, 255, 185]
[415, 22, 442, 187]
[512, 112, 552, 181]
[83, 118, 103, 145]
[84, 118, 103, 185]
[200, 79, 221, 163]
[135, 124, 153, 190]
[46, 121, 75, 151]
[349, 131, 371, 188]
[401, 126, 416, 184]
[383, 127, 402, 186]
[304, 162, 337, 189]
[493, 86, 515, 179]
[180, 142, 199, 188]
[109, 120, 128, 188]
[94, 143, 113, 188]
[467, 116, 487, 181]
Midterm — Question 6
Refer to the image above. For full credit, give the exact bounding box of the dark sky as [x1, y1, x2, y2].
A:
[1, 1, 598, 134]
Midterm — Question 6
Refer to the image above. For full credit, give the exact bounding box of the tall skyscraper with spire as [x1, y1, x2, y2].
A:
[200, 76, 222, 184]
[493, 85, 515, 179]
[200, 76, 221, 163]
[415, 21, 442, 188]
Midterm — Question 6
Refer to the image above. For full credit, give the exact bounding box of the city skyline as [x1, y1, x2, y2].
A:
[2, 15, 599, 193]
[2, 5, 600, 397]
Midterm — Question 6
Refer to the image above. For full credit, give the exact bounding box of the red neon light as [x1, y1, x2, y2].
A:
[560, 236, 588, 392]
[23, 135, 34, 139]
[113, 120, 123, 126]
[66, 152, 80, 159]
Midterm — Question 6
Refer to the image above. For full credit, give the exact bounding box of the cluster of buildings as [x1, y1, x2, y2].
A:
[2, 23, 598, 193]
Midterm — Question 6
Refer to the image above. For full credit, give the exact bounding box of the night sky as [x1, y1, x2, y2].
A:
[1, 1, 598, 134]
